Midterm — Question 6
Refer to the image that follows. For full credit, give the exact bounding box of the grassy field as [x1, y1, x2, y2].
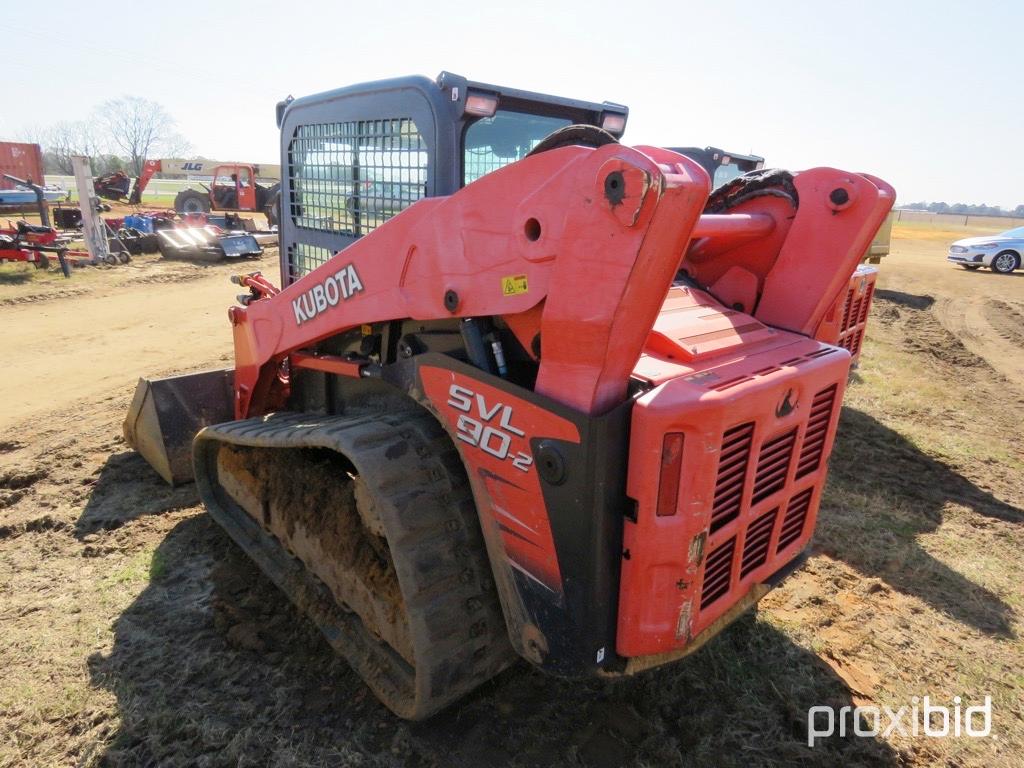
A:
[764, 287, 1024, 764]
[891, 220, 1010, 240]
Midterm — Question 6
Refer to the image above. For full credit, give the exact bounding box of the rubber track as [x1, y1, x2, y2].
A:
[194, 410, 514, 719]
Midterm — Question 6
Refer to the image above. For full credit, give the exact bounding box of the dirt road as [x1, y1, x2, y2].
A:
[0, 256, 239, 432]
[877, 225, 1024, 391]
[1, 229, 1021, 767]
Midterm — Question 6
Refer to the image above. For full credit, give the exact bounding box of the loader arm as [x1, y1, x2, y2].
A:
[230, 145, 893, 424]
[230, 143, 712, 420]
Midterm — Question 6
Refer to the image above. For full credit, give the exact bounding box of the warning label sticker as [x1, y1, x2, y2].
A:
[501, 274, 529, 296]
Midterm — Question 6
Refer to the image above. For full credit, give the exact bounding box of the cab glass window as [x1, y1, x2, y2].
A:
[713, 163, 743, 189]
[463, 111, 571, 184]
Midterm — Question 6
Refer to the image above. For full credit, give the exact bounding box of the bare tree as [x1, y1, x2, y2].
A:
[95, 96, 191, 175]
[161, 132, 194, 161]
[14, 121, 98, 175]
[42, 121, 104, 174]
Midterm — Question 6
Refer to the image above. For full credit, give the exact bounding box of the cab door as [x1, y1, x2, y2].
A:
[235, 166, 256, 210]
[210, 166, 238, 210]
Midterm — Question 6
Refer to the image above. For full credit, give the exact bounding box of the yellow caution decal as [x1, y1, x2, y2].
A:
[501, 274, 529, 296]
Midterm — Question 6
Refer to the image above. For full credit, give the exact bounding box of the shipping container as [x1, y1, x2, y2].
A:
[0, 142, 45, 189]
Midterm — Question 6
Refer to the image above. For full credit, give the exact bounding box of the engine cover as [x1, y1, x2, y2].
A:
[617, 286, 850, 658]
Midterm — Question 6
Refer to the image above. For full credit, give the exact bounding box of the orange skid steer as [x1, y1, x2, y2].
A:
[123, 73, 893, 719]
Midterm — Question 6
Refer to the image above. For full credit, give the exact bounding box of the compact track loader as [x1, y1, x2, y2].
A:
[124, 72, 893, 719]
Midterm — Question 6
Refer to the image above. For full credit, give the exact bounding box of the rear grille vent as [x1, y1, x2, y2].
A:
[713, 375, 754, 392]
[699, 353, 835, 389]
[711, 423, 755, 532]
[796, 384, 838, 479]
[847, 330, 864, 356]
[751, 429, 797, 504]
[701, 537, 736, 608]
[843, 291, 862, 332]
[778, 488, 813, 551]
[858, 285, 873, 323]
[841, 288, 855, 330]
[804, 348, 839, 360]
[839, 288, 856, 331]
[848, 300, 861, 331]
[741, 508, 778, 578]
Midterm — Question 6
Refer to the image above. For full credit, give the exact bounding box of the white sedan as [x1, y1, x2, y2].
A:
[948, 226, 1024, 274]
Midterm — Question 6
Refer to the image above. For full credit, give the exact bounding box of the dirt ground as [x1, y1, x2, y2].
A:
[1, 223, 1022, 767]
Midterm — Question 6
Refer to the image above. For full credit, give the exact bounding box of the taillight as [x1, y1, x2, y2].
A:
[656, 432, 684, 517]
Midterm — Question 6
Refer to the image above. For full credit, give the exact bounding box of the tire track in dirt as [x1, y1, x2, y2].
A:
[0, 268, 227, 308]
[0, 270, 237, 432]
[0, 246, 262, 305]
[874, 290, 990, 370]
[933, 295, 1024, 394]
[983, 299, 1024, 347]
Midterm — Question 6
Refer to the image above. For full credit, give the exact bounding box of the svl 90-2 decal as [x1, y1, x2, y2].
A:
[447, 384, 534, 472]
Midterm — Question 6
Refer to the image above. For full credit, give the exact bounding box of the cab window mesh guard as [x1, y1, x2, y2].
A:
[288, 118, 427, 239]
[287, 243, 336, 283]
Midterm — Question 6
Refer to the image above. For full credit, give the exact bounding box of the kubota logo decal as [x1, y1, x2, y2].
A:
[775, 388, 798, 418]
[292, 264, 364, 325]
[447, 384, 534, 472]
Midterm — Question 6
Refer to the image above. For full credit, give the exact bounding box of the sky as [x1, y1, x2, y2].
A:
[2, 0, 1020, 207]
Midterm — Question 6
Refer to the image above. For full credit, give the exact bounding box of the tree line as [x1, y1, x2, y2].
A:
[22, 97, 190, 177]
[900, 201, 1024, 218]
